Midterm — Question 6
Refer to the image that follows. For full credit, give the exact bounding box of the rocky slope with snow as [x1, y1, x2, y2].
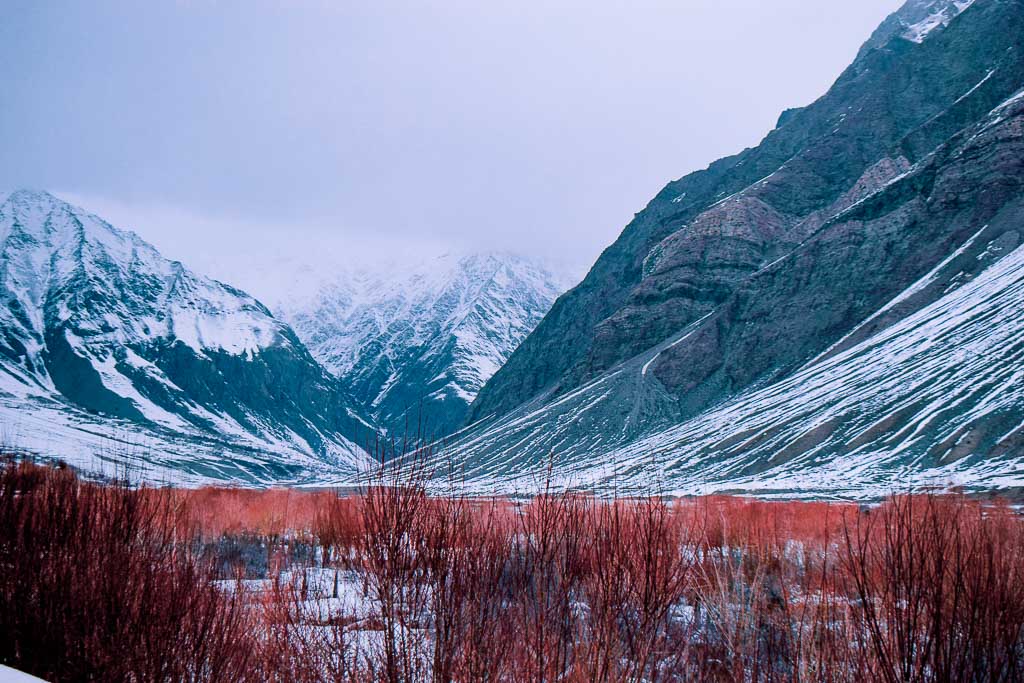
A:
[445, 0, 1024, 497]
[277, 253, 568, 438]
[0, 191, 374, 484]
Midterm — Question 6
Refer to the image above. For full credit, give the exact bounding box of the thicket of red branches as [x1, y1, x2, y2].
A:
[2, 457, 1023, 682]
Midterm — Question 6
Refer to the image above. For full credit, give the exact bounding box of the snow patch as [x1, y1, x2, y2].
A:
[902, 0, 975, 43]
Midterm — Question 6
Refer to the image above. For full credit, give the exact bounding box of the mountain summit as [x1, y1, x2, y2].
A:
[278, 252, 569, 437]
[0, 190, 373, 483]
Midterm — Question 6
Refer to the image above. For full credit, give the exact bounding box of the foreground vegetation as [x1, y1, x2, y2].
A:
[1, 458, 1023, 681]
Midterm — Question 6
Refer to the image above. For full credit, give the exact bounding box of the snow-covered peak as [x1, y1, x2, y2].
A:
[0, 190, 374, 479]
[278, 250, 571, 433]
[2, 189, 65, 230]
[899, 0, 975, 43]
[271, 250, 571, 310]
[0, 190, 286, 357]
[281, 250, 567, 375]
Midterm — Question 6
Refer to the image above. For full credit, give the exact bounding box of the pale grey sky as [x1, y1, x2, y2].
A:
[1, 0, 903, 295]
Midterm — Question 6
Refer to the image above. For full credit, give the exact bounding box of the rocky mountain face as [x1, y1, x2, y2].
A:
[453, 0, 1024, 496]
[0, 191, 373, 484]
[277, 253, 568, 438]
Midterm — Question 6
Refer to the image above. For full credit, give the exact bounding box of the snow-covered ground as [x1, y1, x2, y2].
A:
[0, 666, 47, 683]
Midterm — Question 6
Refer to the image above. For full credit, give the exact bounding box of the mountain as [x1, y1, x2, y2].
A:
[277, 253, 569, 438]
[447, 0, 1024, 497]
[860, 0, 980, 52]
[0, 190, 374, 484]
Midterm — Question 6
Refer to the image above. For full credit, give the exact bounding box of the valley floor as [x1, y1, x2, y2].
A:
[2, 458, 1024, 681]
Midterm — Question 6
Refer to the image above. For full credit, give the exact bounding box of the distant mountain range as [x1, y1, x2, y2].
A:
[446, 0, 1024, 497]
[276, 253, 569, 438]
[0, 190, 567, 483]
[0, 190, 373, 483]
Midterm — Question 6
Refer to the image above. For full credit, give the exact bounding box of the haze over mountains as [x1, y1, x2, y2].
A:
[1, 0, 1022, 498]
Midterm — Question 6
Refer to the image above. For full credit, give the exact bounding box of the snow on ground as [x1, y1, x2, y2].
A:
[0, 394, 369, 487]
[0, 666, 48, 683]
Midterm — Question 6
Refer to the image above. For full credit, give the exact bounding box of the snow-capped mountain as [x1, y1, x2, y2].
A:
[277, 253, 570, 437]
[858, 0, 977, 54]
[900, 1, 976, 42]
[889, 0, 978, 43]
[435, 92, 1024, 498]
[445, 0, 1024, 497]
[0, 190, 373, 483]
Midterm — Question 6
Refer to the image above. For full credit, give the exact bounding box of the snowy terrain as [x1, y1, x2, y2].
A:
[0, 665, 47, 683]
[436, 233, 1024, 499]
[0, 191, 373, 484]
[276, 252, 570, 436]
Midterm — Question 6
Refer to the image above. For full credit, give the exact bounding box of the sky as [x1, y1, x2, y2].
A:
[0, 0, 903, 299]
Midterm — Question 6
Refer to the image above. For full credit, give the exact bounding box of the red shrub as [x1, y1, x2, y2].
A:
[0, 461, 257, 682]
[4, 456, 1024, 682]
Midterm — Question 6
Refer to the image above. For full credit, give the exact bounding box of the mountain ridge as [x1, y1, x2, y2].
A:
[277, 251, 569, 437]
[0, 189, 375, 484]
[469, 0, 1024, 425]
[443, 0, 1024, 496]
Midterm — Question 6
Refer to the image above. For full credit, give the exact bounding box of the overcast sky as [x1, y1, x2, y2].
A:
[1, 0, 903, 297]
